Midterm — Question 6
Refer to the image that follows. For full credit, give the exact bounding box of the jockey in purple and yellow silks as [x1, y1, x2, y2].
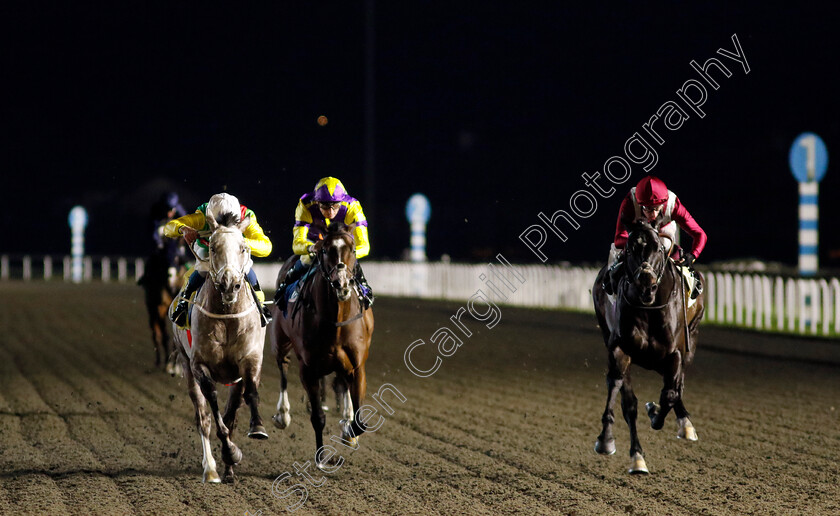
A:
[275, 177, 374, 309]
[164, 193, 274, 327]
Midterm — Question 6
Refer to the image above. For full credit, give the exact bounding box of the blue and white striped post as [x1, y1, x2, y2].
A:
[798, 181, 819, 275]
[789, 133, 828, 277]
[406, 194, 431, 296]
[68, 206, 88, 283]
[406, 194, 431, 262]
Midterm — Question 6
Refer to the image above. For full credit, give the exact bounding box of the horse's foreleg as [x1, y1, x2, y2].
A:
[196, 366, 241, 483]
[185, 366, 220, 483]
[243, 362, 268, 440]
[301, 367, 328, 469]
[620, 371, 648, 474]
[272, 348, 292, 429]
[595, 372, 621, 456]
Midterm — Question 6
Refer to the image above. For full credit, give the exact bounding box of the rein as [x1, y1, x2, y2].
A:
[175, 293, 257, 320]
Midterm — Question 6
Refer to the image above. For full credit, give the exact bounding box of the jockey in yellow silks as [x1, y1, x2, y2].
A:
[275, 177, 374, 309]
[164, 192, 274, 327]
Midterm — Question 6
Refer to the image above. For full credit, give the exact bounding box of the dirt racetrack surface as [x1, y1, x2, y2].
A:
[0, 282, 838, 515]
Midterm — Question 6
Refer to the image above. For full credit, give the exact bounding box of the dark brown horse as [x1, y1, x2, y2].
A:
[270, 223, 374, 469]
[138, 243, 187, 375]
[592, 220, 705, 474]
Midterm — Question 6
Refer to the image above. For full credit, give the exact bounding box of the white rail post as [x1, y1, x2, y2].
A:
[83, 256, 93, 282]
[118, 258, 127, 282]
[774, 277, 785, 331]
[134, 258, 144, 283]
[22, 255, 31, 281]
[101, 257, 111, 282]
[818, 279, 831, 336]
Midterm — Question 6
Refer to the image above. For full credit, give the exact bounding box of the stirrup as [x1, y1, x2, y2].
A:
[259, 305, 271, 327]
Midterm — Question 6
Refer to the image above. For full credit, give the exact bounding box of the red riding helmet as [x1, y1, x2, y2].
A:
[634, 176, 668, 206]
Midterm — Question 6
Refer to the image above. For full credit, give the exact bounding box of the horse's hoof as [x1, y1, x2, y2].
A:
[677, 418, 698, 441]
[646, 402, 664, 429]
[628, 453, 649, 475]
[594, 438, 616, 455]
[272, 412, 291, 429]
[203, 469, 221, 483]
[222, 467, 236, 484]
[224, 444, 243, 465]
[248, 425, 269, 440]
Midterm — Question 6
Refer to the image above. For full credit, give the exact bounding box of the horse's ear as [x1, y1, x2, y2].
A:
[206, 213, 219, 231]
[238, 215, 251, 233]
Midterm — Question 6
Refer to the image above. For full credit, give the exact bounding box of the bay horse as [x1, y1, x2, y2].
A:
[592, 219, 705, 474]
[138, 240, 187, 375]
[170, 212, 268, 483]
[270, 222, 374, 469]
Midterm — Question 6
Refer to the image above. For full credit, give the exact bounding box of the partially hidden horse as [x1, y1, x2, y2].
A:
[270, 222, 374, 469]
[592, 219, 705, 474]
[138, 239, 187, 375]
[170, 212, 268, 483]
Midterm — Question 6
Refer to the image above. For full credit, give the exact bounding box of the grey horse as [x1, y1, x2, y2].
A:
[171, 212, 268, 483]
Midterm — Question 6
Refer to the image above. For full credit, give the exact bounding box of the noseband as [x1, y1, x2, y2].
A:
[207, 228, 250, 293]
[623, 234, 672, 309]
[315, 237, 365, 327]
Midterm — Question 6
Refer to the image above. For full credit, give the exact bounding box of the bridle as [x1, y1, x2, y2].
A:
[621, 229, 673, 309]
[207, 227, 250, 291]
[315, 234, 365, 327]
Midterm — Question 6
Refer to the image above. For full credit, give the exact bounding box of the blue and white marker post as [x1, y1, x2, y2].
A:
[406, 194, 431, 296]
[789, 133, 828, 276]
[68, 206, 88, 283]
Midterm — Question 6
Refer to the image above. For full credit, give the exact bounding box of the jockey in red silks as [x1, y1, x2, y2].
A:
[603, 175, 707, 296]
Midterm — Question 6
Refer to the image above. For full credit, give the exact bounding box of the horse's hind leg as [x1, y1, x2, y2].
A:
[341, 365, 368, 444]
[243, 361, 268, 440]
[222, 381, 244, 436]
[646, 351, 682, 431]
[196, 366, 241, 483]
[184, 364, 220, 483]
[272, 346, 292, 429]
[334, 376, 353, 422]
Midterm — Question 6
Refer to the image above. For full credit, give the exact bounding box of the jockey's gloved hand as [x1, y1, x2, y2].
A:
[307, 245, 317, 260]
[682, 252, 696, 267]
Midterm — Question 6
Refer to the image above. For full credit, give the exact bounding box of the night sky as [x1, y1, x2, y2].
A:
[3, 2, 840, 270]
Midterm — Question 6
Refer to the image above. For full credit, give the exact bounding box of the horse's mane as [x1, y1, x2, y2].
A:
[215, 211, 241, 228]
[628, 218, 656, 234]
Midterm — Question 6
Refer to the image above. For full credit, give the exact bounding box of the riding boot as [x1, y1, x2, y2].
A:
[274, 258, 308, 310]
[171, 270, 206, 327]
[690, 268, 703, 299]
[355, 263, 374, 309]
[247, 269, 271, 327]
[602, 259, 622, 296]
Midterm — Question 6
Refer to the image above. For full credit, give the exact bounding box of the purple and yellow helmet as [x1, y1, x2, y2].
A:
[312, 177, 351, 203]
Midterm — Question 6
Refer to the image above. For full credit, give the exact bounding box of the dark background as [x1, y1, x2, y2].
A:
[3, 2, 839, 268]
